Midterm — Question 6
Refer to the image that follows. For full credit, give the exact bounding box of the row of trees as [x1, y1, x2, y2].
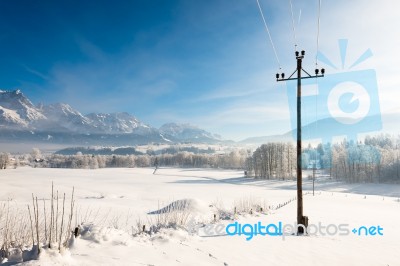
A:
[246, 135, 400, 183]
[329, 140, 399, 183]
[38, 150, 248, 170]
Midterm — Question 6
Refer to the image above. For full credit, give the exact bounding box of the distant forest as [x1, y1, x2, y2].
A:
[55, 145, 216, 156]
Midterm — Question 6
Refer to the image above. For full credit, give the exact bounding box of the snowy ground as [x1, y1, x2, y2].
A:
[1, 167, 400, 265]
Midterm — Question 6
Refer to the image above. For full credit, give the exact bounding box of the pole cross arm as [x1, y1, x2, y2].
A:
[276, 74, 324, 82]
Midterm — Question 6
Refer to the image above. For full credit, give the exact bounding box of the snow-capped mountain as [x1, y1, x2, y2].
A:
[0, 89, 224, 145]
[0, 90, 45, 128]
[86, 112, 153, 134]
[0, 90, 154, 135]
[159, 123, 222, 143]
[37, 103, 93, 133]
[0, 105, 29, 128]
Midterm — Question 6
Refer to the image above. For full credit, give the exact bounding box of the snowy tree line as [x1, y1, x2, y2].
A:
[56, 145, 216, 156]
[33, 150, 248, 170]
[245, 135, 400, 183]
[329, 136, 400, 183]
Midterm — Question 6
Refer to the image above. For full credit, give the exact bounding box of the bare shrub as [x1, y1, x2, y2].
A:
[132, 200, 193, 236]
[0, 185, 76, 262]
[233, 196, 269, 215]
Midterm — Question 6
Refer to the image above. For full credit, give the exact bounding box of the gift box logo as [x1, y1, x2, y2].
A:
[285, 39, 382, 143]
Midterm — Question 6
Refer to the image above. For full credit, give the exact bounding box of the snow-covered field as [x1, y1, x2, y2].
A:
[1, 167, 400, 265]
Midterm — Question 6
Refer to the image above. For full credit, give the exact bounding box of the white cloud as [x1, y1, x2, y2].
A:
[23, 65, 50, 80]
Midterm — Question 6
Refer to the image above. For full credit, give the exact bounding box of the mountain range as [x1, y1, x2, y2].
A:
[0, 89, 223, 145]
[2, 89, 390, 148]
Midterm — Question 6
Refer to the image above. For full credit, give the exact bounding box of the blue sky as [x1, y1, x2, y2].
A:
[1, 0, 399, 141]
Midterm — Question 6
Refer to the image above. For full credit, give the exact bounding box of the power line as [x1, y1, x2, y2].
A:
[314, 0, 322, 156]
[314, 0, 322, 195]
[256, 0, 281, 69]
[289, 0, 297, 51]
[315, 0, 321, 65]
[298, 9, 302, 27]
[297, 8, 301, 41]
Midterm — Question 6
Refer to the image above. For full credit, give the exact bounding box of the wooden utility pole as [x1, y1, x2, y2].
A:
[276, 50, 324, 233]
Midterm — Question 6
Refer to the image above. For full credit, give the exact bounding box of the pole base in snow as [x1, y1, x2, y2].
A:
[297, 215, 309, 235]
